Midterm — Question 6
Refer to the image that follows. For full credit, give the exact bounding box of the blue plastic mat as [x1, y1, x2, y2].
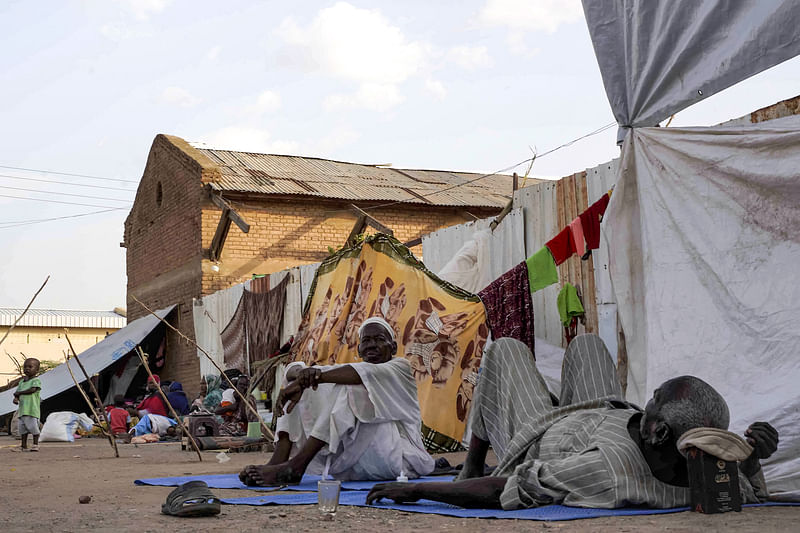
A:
[134, 473, 453, 492]
[219, 491, 798, 521]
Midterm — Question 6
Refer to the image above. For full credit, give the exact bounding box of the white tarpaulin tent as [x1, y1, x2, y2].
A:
[583, 0, 800, 500]
[0, 305, 174, 417]
[605, 117, 800, 500]
[582, 0, 800, 141]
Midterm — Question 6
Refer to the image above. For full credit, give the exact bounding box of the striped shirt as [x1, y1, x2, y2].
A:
[470, 336, 763, 510]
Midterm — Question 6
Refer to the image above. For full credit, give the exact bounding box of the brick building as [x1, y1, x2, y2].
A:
[123, 134, 526, 390]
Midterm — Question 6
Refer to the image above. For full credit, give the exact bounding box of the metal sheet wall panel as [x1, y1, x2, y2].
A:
[513, 182, 564, 348]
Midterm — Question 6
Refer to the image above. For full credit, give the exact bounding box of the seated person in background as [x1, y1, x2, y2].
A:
[107, 395, 132, 442]
[136, 375, 168, 417]
[240, 317, 434, 486]
[367, 335, 778, 509]
[216, 375, 255, 436]
[167, 381, 190, 416]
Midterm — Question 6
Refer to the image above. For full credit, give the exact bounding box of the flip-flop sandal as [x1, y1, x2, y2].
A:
[161, 481, 221, 517]
[29, 445, 39, 452]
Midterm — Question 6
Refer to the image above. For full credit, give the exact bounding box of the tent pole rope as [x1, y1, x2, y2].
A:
[63, 350, 119, 457]
[130, 294, 274, 441]
[0, 276, 49, 350]
[135, 346, 203, 461]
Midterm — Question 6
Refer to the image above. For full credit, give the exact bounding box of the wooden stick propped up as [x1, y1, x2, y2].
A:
[129, 294, 274, 441]
[135, 347, 203, 462]
[64, 331, 119, 458]
[0, 276, 49, 350]
[63, 351, 119, 457]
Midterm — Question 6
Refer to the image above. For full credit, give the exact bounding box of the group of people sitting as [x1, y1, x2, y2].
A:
[236, 316, 778, 512]
[104, 369, 257, 441]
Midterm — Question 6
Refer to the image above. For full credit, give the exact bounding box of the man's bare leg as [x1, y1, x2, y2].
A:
[457, 434, 490, 480]
[266, 431, 292, 465]
[20, 434, 28, 450]
[241, 436, 327, 486]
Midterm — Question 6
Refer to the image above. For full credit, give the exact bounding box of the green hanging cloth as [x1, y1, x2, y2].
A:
[557, 282, 584, 327]
[525, 246, 559, 293]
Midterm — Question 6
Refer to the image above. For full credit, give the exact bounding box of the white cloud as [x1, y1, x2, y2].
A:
[100, 23, 134, 41]
[479, 0, 583, 54]
[159, 86, 202, 108]
[479, 0, 583, 32]
[447, 45, 492, 70]
[277, 2, 428, 84]
[425, 80, 447, 100]
[251, 90, 281, 115]
[115, 0, 172, 20]
[198, 127, 300, 155]
[206, 45, 221, 61]
[315, 125, 361, 155]
[324, 83, 405, 112]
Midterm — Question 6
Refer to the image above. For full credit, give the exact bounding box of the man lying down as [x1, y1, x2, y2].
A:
[367, 335, 778, 510]
[239, 317, 434, 486]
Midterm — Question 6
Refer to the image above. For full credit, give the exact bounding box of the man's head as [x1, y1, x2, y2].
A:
[640, 376, 729, 447]
[146, 375, 160, 392]
[22, 358, 40, 378]
[357, 317, 397, 364]
[114, 394, 125, 408]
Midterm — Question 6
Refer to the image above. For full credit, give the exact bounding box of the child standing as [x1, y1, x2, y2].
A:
[13, 358, 41, 451]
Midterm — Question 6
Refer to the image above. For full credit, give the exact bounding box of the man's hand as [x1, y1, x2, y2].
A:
[296, 367, 322, 391]
[12, 397, 18, 405]
[276, 381, 303, 417]
[740, 421, 779, 477]
[366, 482, 420, 505]
[745, 422, 778, 459]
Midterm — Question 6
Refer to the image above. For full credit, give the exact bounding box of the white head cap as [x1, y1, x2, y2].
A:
[358, 316, 396, 342]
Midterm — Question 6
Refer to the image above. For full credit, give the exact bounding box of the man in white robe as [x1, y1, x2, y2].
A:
[240, 317, 434, 486]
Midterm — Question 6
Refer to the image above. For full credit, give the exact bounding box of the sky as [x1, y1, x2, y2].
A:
[1, 0, 800, 311]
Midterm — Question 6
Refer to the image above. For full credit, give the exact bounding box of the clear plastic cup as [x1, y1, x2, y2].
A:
[317, 479, 341, 514]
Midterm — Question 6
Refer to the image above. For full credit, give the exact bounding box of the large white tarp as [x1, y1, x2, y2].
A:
[605, 115, 800, 500]
[582, 0, 800, 139]
[0, 305, 174, 417]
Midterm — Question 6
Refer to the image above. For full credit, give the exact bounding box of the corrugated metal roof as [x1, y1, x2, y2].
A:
[195, 148, 529, 208]
[0, 309, 127, 329]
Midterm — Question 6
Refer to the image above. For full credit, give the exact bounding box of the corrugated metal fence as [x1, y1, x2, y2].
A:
[422, 159, 622, 367]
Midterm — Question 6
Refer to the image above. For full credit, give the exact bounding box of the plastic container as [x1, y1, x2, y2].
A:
[317, 479, 341, 514]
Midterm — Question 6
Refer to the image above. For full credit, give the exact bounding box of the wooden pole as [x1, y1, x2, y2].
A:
[135, 347, 203, 462]
[63, 352, 119, 457]
[0, 276, 49, 350]
[129, 294, 275, 441]
[63, 331, 119, 458]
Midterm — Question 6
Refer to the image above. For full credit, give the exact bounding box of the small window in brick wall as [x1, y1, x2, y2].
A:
[156, 181, 163, 207]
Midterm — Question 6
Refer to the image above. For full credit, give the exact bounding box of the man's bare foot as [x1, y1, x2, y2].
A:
[238, 463, 303, 486]
[455, 460, 486, 480]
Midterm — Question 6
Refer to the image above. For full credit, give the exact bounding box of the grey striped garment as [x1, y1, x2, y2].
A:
[470, 335, 761, 510]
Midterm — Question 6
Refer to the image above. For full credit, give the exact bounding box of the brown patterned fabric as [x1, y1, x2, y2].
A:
[478, 262, 535, 356]
[221, 297, 248, 374]
[245, 275, 289, 366]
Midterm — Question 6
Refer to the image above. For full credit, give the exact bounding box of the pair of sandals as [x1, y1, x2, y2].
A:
[162, 481, 221, 517]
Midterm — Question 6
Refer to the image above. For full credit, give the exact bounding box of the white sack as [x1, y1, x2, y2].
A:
[40, 411, 94, 442]
[582, 0, 800, 139]
[605, 115, 800, 500]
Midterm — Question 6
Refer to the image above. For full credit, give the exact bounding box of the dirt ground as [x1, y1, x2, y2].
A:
[0, 436, 797, 532]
